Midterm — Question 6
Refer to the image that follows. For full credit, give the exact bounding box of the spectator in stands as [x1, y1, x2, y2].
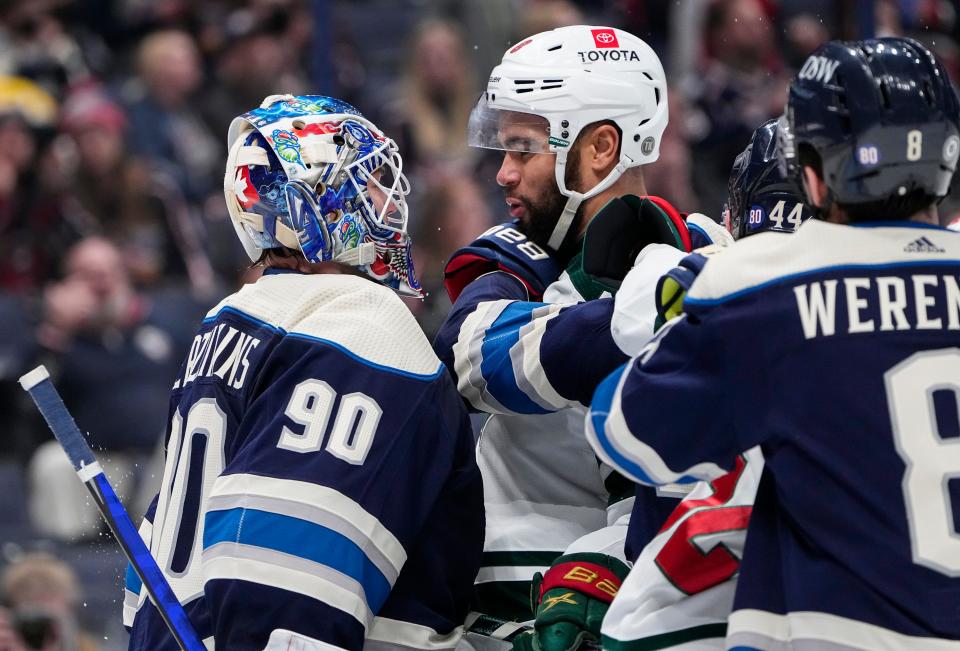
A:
[28, 236, 203, 540]
[406, 173, 494, 339]
[684, 0, 791, 211]
[381, 19, 476, 176]
[0, 553, 98, 651]
[520, 0, 584, 39]
[123, 30, 220, 203]
[643, 89, 698, 211]
[0, 76, 83, 294]
[59, 83, 216, 295]
[780, 8, 832, 69]
[426, 0, 516, 84]
[199, 6, 311, 152]
[0, 2, 91, 100]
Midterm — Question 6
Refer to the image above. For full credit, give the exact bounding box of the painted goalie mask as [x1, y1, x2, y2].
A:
[224, 94, 422, 296]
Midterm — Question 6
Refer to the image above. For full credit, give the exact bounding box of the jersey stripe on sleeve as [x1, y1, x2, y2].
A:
[453, 299, 600, 415]
[123, 518, 153, 627]
[201, 473, 408, 629]
[586, 360, 726, 487]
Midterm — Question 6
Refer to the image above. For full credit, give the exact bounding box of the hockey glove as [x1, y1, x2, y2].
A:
[685, 212, 735, 250]
[511, 553, 629, 651]
[655, 252, 708, 326]
[654, 215, 732, 328]
[581, 195, 691, 294]
[444, 221, 562, 302]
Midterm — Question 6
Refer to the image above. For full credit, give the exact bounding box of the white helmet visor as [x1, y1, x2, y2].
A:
[467, 95, 553, 153]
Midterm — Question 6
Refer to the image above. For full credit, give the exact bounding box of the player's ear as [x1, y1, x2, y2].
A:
[587, 123, 621, 173]
[801, 165, 827, 208]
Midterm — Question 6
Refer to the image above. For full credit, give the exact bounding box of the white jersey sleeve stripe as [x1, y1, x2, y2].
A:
[122, 518, 154, 627]
[201, 549, 372, 628]
[365, 617, 464, 651]
[122, 588, 140, 629]
[210, 473, 406, 577]
[265, 629, 348, 651]
[452, 299, 515, 413]
[587, 361, 726, 486]
[205, 491, 399, 585]
[474, 565, 553, 584]
[727, 609, 960, 651]
[512, 303, 574, 411]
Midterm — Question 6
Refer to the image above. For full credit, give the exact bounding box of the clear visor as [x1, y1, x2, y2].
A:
[776, 113, 797, 178]
[466, 95, 553, 153]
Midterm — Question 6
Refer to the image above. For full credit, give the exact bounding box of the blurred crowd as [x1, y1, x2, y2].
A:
[0, 0, 958, 648]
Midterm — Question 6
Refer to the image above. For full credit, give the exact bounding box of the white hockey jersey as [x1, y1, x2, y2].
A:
[433, 216, 731, 621]
[601, 449, 762, 650]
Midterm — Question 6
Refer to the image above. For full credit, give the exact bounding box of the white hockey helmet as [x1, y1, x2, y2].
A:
[224, 94, 422, 296]
[467, 26, 668, 251]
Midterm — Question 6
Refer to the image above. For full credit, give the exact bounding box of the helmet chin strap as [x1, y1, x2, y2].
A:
[547, 157, 630, 251]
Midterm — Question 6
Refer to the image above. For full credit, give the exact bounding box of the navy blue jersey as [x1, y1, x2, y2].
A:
[125, 270, 483, 651]
[436, 276, 627, 415]
[587, 221, 960, 648]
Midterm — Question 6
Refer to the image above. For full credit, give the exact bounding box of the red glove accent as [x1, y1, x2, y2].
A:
[537, 561, 624, 605]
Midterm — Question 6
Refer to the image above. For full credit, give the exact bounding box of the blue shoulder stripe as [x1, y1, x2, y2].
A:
[479, 302, 551, 415]
[850, 221, 955, 230]
[203, 305, 283, 332]
[687, 222, 714, 249]
[204, 507, 392, 612]
[288, 332, 443, 381]
[590, 364, 658, 485]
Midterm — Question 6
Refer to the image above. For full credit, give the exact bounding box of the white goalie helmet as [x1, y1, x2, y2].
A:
[468, 26, 668, 251]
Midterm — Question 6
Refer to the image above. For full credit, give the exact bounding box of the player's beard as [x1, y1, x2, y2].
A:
[515, 149, 585, 262]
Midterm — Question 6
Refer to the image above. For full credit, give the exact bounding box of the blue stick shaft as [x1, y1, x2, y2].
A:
[19, 366, 205, 651]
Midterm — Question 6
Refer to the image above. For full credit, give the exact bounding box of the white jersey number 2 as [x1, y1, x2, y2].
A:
[885, 349, 960, 576]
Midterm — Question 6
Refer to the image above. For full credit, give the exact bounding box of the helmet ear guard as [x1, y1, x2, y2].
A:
[224, 133, 301, 260]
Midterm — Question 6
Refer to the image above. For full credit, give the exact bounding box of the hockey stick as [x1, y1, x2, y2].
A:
[19, 365, 205, 651]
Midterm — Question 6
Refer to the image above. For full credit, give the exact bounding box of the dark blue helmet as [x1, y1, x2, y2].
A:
[725, 119, 812, 239]
[780, 37, 960, 212]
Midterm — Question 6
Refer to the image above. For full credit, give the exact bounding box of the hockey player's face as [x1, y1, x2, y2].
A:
[495, 115, 576, 248]
[367, 169, 401, 220]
